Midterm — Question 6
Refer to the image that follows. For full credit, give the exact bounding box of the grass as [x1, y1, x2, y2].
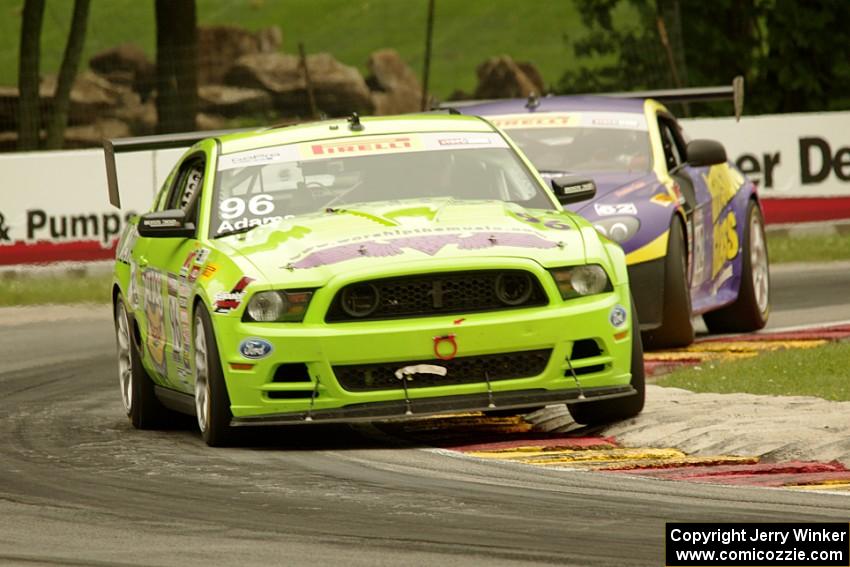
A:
[766, 231, 850, 264]
[657, 341, 850, 402]
[0, 272, 110, 305]
[0, 0, 634, 99]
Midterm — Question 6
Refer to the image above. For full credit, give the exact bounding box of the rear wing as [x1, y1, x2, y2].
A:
[440, 75, 745, 121]
[603, 75, 745, 121]
[103, 129, 246, 208]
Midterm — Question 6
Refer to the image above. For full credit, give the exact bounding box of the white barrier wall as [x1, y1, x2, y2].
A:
[1, 110, 849, 265]
[681, 112, 850, 197]
[0, 147, 184, 265]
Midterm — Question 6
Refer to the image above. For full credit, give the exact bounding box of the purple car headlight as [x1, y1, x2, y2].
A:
[593, 216, 640, 244]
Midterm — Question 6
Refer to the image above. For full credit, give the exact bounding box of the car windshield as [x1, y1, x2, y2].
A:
[487, 112, 652, 174]
[211, 131, 553, 237]
[503, 127, 652, 174]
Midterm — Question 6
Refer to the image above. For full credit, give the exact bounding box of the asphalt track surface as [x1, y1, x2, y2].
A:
[1, 263, 848, 566]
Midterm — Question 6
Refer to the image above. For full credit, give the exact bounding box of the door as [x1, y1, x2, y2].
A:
[135, 152, 208, 392]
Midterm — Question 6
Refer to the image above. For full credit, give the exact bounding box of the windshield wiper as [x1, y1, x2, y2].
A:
[214, 224, 260, 238]
[538, 169, 573, 176]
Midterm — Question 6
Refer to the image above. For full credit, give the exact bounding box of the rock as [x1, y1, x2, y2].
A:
[198, 25, 283, 85]
[198, 85, 272, 118]
[474, 56, 545, 99]
[40, 71, 139, 126]
[366, 49, 422, 114]
[89, 43, 155, 100]
[112, 99, 157, 136]
[516, 61, 545, 94]
[63, 118, 131, 148]
[196, 112, 228, 131]
[225, 52, 373, 116]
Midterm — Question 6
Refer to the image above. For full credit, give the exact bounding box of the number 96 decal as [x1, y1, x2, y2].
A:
[220, 194, 275, 219]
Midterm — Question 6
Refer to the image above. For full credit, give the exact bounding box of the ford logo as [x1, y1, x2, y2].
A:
[609, 305, 627, 328]
[239, 337, 273, 360]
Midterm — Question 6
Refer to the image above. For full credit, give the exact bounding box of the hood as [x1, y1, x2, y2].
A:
[216, 199, 587, 284]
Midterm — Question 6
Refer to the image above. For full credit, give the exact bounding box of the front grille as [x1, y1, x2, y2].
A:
[325, 270, 548, 322]
[333, 349, 552, 392]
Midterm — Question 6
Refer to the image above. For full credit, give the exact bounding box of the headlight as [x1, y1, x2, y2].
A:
[593, 216, 640, 243]
[549, 265, 612, 299]
[244, 290, 314, 322]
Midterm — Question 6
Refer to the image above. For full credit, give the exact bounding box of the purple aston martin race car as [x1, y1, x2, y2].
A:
[460, 82, 769, 348]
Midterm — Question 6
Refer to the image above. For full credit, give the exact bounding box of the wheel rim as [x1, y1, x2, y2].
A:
[116, 304, 133, 414]
[194, 314, 210, 433]
[750, 211, 770, 315]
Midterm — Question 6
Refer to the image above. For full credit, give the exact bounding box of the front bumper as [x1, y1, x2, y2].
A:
[231, 385, 636, 426]
[212, 258, 635, 420]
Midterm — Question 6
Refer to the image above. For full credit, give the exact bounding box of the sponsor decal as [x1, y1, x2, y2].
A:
[692, 209, 707, 285]
[115, 224, 138, 264]
[609, 305, 628, 328]
[239, 337, 274, 360]
[712, 211, 739, 278]
[194, 247, 211, 265]
[433, 334, 458, 361]
[394, 364, 448, 380]
[309, 136, 415, 157]
[128, 261, 139, 310]
[437, 136, 493, 146]
[188, 265, 201, 283]
[614, 180, 649, 197]
[594, 203, 637, 216]
[291, 230, 559, 269]
[142, 269, 167, 375]
[201, 263, 218, 279]
[167, 274, 183, 370]
[216, 215, 283, 235]
[650, 193, 676, 207]
[491, 114, 577, 129]
[230, 151, 282, 166]
[703, 164, 744, 222]
[711, 263, 734, 296]
[180, 250, 197, 277]
[214, 276, 254, 313]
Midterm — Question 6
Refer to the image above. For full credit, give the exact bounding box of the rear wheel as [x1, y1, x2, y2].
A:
[703, 200, 770, 333]
[641, 218, 694, 349]
[193, 303, 235, 446]
[114, 294, 171, 428]
[568, 298, 645, 425]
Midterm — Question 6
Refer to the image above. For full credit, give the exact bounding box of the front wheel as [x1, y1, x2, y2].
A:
[568, 299, 645, 425]
[193, 303, 235, 446]
[114, 294, 171, 429]
[641, 218, 694, 349]
[703, 200, 770, 333]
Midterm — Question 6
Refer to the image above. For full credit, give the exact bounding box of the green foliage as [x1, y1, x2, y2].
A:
[0, 273, 110, 305]
[767, 232, 850, 264]
[657, 341, 850, 401]
[557, 0, 850, 115]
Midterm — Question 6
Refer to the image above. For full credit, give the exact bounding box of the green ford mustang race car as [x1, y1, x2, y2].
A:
[107, 113, 644, 446]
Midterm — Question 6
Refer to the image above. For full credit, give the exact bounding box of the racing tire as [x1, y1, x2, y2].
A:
[641, 218, 694, 349]
[114, 294, 172, 429]
[568, 298, 645, 426]
[193, 302, 235, 447]
[703, 200, 770, 333]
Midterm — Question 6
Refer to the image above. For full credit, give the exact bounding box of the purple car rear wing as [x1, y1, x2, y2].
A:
[442, 75, 745, 121]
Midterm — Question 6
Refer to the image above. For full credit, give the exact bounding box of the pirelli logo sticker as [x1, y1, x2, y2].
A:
[220, 132, 508, 170]
[307, 136, 420, 157]
[490, 112, 648, 131]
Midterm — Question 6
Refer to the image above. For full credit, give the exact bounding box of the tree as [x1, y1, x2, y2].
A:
[155, 0, 198, 133]
[556, 0, 850, 115]
[45, 0, 91, 149]
[17, 0, 45, 151]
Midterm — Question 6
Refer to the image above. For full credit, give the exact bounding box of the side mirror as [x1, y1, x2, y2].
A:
[550, 177, 597, 205]
[686, 139, 727, 167]
[138, 209, 196, 238]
